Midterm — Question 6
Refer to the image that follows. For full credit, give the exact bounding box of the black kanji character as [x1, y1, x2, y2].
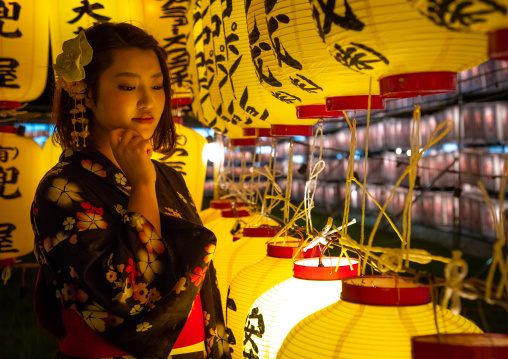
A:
[68, 0, 111, 24]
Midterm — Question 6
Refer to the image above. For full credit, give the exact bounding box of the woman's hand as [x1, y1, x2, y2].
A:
[109, 128, 156, 187]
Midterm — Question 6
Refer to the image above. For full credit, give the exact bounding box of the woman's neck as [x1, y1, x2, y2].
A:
[88, 133, 122, 171]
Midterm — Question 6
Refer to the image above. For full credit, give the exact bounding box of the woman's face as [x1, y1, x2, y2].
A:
[86, 48, 166, 142]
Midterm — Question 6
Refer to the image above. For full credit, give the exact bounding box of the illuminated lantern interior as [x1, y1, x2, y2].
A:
[277, 276, 482, 359]
[243, 257, 358, 359]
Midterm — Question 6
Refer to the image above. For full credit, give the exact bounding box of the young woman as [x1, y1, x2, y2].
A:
[32, 22, 230, 359]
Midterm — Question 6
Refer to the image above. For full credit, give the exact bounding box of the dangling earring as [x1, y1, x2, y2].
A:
[69, 88, 89, 148]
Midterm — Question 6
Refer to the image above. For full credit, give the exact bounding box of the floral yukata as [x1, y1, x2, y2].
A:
[32, 148, 230, 359]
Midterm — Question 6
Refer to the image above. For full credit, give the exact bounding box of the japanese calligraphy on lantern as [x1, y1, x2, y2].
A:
[409, 0, 507, 32]
[0, 134, 46, 260]
[243, 307, 265, 359]
[0, 0, 49, 102]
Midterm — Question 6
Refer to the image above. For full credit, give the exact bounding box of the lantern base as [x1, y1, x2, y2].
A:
[209, 199, 244, 209]
[221, 207, 250, 218]
[293, 257, 358, 280]
[488, 28, 508, 62]
[242, 127, 271, 137]
[379, 72, 457, 98]
[270, 125, 314, 137]
[0, 101, 21, 109]
[267, 241, 318, 258]
[229, 138, 256, 146]
[171, 97, 192, 107]
[412, 334, 508, 359]
[296, 104, 344, 119]
[243, 225, 282, 237]
[325, 95, 385, 111]
[341, 276, 431, 306]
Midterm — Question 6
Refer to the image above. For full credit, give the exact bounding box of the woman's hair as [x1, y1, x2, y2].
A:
[52, 22, 176, 155]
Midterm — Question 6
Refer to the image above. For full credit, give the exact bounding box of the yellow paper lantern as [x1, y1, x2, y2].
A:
[309, 0, 488, 98]
[143, 0, 206, 119]
[408, 0, 508, 61]
[213, 225, 282, 312]
[152, 124, 207, 211]
[49, 0, 145, 66]
[0, 129, 46, 261]
[243, 257, 359, 359]
[0, 0, 49, 104]
[277, 276, 482, 359]
[42, 136, 64, 174]
[220, 0, 326, 136]
[204, 207, 252, 250]
[226, 241, 321, 358]
[412, 333, 508, 359]
[244, 0, 385, 112]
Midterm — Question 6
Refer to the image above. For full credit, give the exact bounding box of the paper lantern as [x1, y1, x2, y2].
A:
[277, 276, 482, 359]
[408, 0, 508, 61]
[152, 124, 207, 211]
[49, 0, 145, 66]
[199, 199, 244, 225]
[243, 257, 359, 359]
[0, 0, 49, 104]
[226, 241, 320, 358]
[309, 0, 488, 98]
[245, 0, 385, 112]
[0, 128, 46, 261]
[192, 0, 256, 138]
[42, 135, 64, 174]
[213, 225, 282, 311]
[412, 333, 508, 359]
[216, 0, 326, 137]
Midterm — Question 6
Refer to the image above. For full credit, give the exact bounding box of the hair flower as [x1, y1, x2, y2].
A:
[54, 30, 93, 82]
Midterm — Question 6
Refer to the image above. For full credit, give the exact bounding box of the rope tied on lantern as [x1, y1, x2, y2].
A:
[442, 250, 478, 315]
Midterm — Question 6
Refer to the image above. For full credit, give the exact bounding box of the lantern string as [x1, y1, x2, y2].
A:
[305, 124, 325, 236]
[361, 112, 453, 274]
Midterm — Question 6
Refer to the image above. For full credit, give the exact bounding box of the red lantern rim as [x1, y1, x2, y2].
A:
[379, 72, 457, 99]
[242, 128, 272, 137]
[243, 226, 282, 237]
[0, 125, 18, 134]
[488, 28, 508, 61]
[0, 257, 16, 268]
[270, 125, 314, 137]
[325, 95, 385, 111]
[0, 101, 21, 109]
[221, 207, 250, 218]
[412, 334, 508, 359]
[171, 97, 192, 107]
[296, 104, 344, 119]
[266, 241, 318, 259]
[209, 199, 244, 209]
[230, 138, 257, 146]
[341, 275, 431, 306]
[173, 116, 183, 125]
[293, 257, 358, 281]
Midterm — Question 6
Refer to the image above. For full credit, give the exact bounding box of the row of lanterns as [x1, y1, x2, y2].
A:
[2, 1, 506, 137]
[197, 197, 508, 358]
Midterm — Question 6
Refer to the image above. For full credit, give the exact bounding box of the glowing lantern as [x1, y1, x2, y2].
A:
[190, 0, 257, 139]
[217, 0, 327, 137]
[49, 1, 145, 66]
[42, 136, 64, 173]
[309, 0, 488, 98]
[199, 199, 244, 226]
[213, 225, 282, 311]
[152, 123, 207, 211]
[0, 128, 46, 262]
[243, 257, 358, 359]
[143, 0, 205, 122]
[277, 276, 482, 359]
[0, 0, 49, 105]
[408, 0, 508, 61]
[226, 241, 320, 358]
[245, 0, 385, 114]
[412, 333, 508, 359]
